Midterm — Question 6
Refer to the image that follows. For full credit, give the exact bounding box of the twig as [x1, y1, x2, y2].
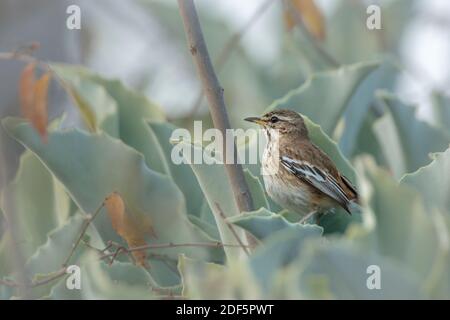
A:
[0, 51, 61, 82]
[0, 278, 18, 288]
[31, 268, 67, 287]
[187, 0, 278, 116]
[0, 200, 106, 290]
[215, 203, 250, 256]
[178, 1, 256, 250]
[0, 240, 256, 289]
[108, 246, 128, 266]
[283, 0, 340, 68]
[99, 241, 253, 261]
[62, 202, 105, 267]
[0, 267, 67, 289]
[215, 0, 278, 72]
[84, 241, 180, 276]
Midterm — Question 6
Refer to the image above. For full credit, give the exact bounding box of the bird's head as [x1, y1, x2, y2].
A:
[244, 109, 309, 138]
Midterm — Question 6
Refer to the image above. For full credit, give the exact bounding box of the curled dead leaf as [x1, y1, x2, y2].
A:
[19, 62, 36, 119]
[284, 0, 326, 41]
[18, 63, 50, 143]
[104, 192, 156, 267]
[32, 73, 51, 142]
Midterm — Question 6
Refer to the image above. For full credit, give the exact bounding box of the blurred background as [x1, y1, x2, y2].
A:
[1, 0, 450, 300]
[1, 0, 450, 190]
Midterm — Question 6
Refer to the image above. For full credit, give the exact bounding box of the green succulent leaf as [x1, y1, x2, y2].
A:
[244, 169, 270, 211]
[339, 60, 398, 157]
[431, 92, 450, 135]
[228, 208, 321, 240]
[374, 92, 450, 178]
[249, 226, 322, 291]
[52, 64, 167, 175]
[2, 118, 220, 286]
[0, 231, 10, 279]
[49, 252, 159, 299]
[176, 140, 249, 261]
[297, 241, 425, 299]
[0, 278, 14, 300]
[55, 73, 119, 136]
[401, 148, 450, 213]
[267, 62, 378, 136]
[350, 113, 386, 165]
[147, 121, 204, 216]
[178, 254, 261, 299]
[356, 157, 450, 298]
[0, 151, 70, 262]
[23, 214, 101, 298]
[25, 215, 88, 276]
[187, 215, 220, 241]
[324, 0, 411, 64]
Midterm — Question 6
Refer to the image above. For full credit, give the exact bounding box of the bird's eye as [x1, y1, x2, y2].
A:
[270, 116, 279, 123]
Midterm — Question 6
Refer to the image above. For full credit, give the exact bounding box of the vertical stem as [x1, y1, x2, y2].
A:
[177, 0, 254, 216]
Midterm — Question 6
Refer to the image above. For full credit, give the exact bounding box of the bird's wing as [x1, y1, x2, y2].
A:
[280, 156, 352, 213]
[340, 174, 358, 201]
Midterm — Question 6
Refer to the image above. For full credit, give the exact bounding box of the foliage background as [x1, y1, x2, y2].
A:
[0, 0, 450, 299]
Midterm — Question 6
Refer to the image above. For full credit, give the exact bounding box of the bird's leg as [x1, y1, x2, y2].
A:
[299, 210, 317, 224]
[314, 212, 325, 225]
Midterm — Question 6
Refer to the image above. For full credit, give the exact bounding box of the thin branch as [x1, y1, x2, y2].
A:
[187, 0, 277, 116]
[0, 200, 106, 290]
[0, 268, 67, 289]
[84, 240, 180, 276]
[86, 240, 178, 263]
[177, 0, 255, 230]
[283, 0, 340, 68]
[215, 0, 278, 72]
[62, 202, 105, 267]
[108, 246, 129, 266]
[31, 268, 67, 287]
[215, 203, 250, 256]
[0, 239, 256, 289]
[0, 50, 51, 74]
[98, 241, 253, 261]
[0, 278, 18, 288]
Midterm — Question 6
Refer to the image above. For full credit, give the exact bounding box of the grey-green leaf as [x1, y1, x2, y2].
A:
[401, 148, 450, 213]
[229, 208, 322, 240]
[267, 62, 378, 136]
[374, 92, 450, 178]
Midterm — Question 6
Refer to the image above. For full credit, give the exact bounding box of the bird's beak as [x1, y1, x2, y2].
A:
[244, 117, 265, 125]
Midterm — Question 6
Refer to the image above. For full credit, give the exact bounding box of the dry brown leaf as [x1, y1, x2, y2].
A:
[19, 62, 36, 119]
[104, 192, 155, 267]
[284, 0, 326, 41]
[32, 73, 51, 142]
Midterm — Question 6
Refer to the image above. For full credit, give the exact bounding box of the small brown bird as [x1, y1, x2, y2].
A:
[245, 110, 358, 223]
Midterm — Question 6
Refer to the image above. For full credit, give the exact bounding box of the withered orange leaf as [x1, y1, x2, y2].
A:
[284, 0, 326, 41]
[104, 192, 155, 267]
[19, 62, 36, 119]
[32, 73, 51, 143]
